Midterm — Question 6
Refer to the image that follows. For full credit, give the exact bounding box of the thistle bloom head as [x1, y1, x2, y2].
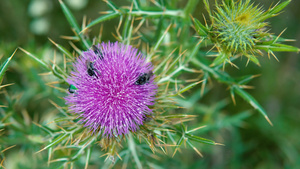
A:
[65, 42, 157, 137]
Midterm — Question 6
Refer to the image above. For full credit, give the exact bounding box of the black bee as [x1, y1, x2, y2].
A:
[92, 45, 104, 60]
[143, 115, 153, 122]
[135, 71, 153, 85]
[86, 60, 100, 78]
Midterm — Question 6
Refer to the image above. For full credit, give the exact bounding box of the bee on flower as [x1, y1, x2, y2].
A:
[65, 42, 157, 138]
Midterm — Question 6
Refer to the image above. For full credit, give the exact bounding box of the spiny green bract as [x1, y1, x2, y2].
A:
[197, 0, 297, 66]
[212, 0, 268, 53]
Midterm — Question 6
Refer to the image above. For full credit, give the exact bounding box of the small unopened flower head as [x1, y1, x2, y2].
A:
[210, 0, 266, 54]
[65, 42, 157, 137]
[197, 0, 294, 66]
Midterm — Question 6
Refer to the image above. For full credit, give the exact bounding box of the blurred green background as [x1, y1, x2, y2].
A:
[0, 0, 299, 168]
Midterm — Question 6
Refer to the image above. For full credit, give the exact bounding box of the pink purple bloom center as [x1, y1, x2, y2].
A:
[65, 42, 157, 137]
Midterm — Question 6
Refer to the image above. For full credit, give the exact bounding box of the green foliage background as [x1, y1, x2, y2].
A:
[0, 0, 300, 168]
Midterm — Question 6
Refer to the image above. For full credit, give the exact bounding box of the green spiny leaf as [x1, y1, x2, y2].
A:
[172, 135, 185, 157]
[85, 13, 119, 30]
[148, 24, 171, 59]
[48, 38, 74, 59]
[19, 47, 50, 71]
[186, 139, 203, 157]
[267, 0, 291, 16]
[211, 53, 228, 66]
[259, 0, 291, 21]
[256, 43, 300, 52]
[158, 114, 197, 119]
[104, 0, 118, 11]
[237, 74, 260, 85]
[246, 55, 260, 66]
[203, 0, 212, 19]
[232, 85, 273, 125]
[185, 133, 217, 145]
[192, 17, 209, 37]
[0, 49, 16, 83]
[170, 80, 204, 96]
[154, 48, 176, 73]
[39, 133, 69, 153]
[191, 57, 236, 84]
[58, 0, 91, 49]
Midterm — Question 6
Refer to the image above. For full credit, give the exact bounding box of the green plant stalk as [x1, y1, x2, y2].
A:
[190, 57, 271, 124]
[184, 0, 200, 21]
[128, 133, 143, 169]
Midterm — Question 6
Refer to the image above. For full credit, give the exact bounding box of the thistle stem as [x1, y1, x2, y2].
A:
[184, 0, 200, 20]
[128, 133, 143, 169]
[117, 9, 184, 18]
[158, 65, 184, 84]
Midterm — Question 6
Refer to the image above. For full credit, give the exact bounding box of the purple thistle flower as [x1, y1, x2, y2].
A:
[65, 41, 157, 137]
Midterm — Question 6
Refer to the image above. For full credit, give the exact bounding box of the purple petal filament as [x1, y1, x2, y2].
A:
[65, 42, 157, 137]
